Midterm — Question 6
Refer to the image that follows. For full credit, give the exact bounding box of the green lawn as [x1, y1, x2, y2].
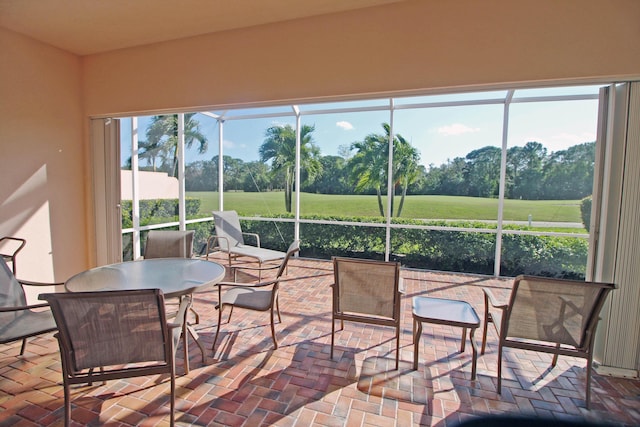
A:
[188, 191, 583, 224]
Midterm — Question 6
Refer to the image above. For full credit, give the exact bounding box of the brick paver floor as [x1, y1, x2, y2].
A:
[1, 255, 639, 426]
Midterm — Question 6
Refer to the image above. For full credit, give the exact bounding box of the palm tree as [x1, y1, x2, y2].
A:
[349, 123, 420, 217]
[259, 124, 322, 213]
[393, 135, 421, 216]
[136, 139, 166, 171]
[143, 113, 208, 177]
[349, 132, 388, 216]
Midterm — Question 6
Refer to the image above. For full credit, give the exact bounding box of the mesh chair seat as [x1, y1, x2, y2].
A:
[0, 309, 57, 344]
[1, 255, 59, 355]
[220, 286, 273, 311]
[227, 244, 287, 263]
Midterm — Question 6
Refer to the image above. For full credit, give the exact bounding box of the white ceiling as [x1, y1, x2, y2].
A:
[0, 0, 404, 56]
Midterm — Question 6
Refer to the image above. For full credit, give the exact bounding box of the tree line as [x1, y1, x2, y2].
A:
[129, 115, 595, 216]
[421, 141, 595, 200]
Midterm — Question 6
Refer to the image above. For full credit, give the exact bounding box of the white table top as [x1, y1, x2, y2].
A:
[64, 258, 226, 298]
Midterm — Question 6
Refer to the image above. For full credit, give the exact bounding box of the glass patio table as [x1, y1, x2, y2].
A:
[412, 296, 480, 380]
[63, 258, 226, 373]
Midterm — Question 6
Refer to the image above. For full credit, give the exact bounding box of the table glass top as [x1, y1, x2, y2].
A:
[412, 296, 480, 325]
[65, 258, 226, 297]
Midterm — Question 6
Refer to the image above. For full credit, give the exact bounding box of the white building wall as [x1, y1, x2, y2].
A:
[120, 170, 178, 200]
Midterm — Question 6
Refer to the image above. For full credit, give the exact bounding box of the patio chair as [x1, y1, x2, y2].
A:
[0, 236, 26, 275]
[143, 229, 200, 365]
[207, 211, 286, 280]
[143, 230, 194, 259]
[212, 240, 299, 351]
[0, 258, 59, 355]
[331, 257, 403, 370]
[481, 275, 615, 409]
[41, 289, 186, 427]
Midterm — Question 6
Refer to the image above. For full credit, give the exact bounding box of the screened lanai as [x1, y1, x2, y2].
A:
[117, 84, 602, 279]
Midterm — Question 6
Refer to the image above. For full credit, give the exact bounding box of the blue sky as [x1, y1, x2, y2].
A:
[121, 85, 601, 170]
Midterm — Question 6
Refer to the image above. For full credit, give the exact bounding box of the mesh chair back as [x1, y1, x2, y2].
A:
[44, 289, 170, 372]
[333, 257, 400, 320]
[505, 276, 614, 349]
[213, 211, 244, 250]
[0, 258, 26, 316]
[144, 230, 194, 259]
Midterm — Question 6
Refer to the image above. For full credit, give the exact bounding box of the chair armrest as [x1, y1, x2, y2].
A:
[232, 263, 280, 273]
[482, 287, 508, 310]
[216, 279, 278, 289]
[21, 280, 65, 299]
[19, 279, 64, 288]
[241, 232, 261, 247]
[0, 302, 51, 312]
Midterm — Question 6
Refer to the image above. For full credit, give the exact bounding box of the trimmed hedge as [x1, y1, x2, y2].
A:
[122, 207, 588, 279]
[240, 215, 588, 279]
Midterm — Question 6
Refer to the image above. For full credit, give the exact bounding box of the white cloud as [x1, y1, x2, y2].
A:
[223, 139, 245, 150]
[520, 131, 596, 152]
[336, 121, 354, 131]
[437, 123, 480, 136]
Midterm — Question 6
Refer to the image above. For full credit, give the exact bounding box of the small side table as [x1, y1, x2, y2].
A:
[412, 296, 481, 380]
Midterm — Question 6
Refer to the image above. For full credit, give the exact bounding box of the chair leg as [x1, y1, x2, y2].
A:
[275, 295, 282, 323]
[330, 318, 335, 360]
[551, 342, 560, 367]
[481, 322, 488, 355]
[413, 319, 422, 370]
[87, 368, 95, 385]
[169, 368, 176, 427]
[182, 321, 189, 374]
[227, 306, 234, 323]
[20, 338, 27, 355]
[481, 300, 490, 355]
[64, 380, 71, 427]
[395, 324, 400, 370]
[270, 306, 278, 349]
[586, 355, 593, 409]
[497, 343, 503, 394]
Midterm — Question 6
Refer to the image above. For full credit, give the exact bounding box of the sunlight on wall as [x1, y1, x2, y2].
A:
[1, 166, 57, 296]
